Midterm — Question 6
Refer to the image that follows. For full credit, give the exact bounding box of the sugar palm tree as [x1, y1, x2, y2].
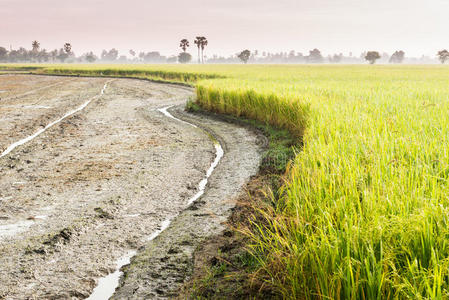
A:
[31, 40, 40, 52]
[194, 37, 202, 63]
[180, 39, 189, 52]
[64, 43, 72, 55]
[200, 37, 208, 64]
[194, 36, 208, 64]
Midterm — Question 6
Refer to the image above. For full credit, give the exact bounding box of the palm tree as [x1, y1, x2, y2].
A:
[64, 43, 72, 55]
[180, 39, 189, 52]
[194, 36, 208, 64]
[194, 37, 202, 63]
[31, 40, 40, 52]
[200, 37, 208, 64]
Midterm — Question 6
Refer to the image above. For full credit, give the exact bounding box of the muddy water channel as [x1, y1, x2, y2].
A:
[0, 75, 263, 299]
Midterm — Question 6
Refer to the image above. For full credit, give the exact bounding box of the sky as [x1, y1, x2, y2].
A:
[1, 0, 448, 58]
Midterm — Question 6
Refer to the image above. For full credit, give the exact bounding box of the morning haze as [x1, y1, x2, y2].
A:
[1, 0, 448, 57]
[2, 0, 449, 299]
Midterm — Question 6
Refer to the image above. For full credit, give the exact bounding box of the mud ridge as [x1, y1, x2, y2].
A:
[28, 72, 196, 88]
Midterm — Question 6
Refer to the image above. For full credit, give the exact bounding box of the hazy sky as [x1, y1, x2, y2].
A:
[1, 0, 448, 58]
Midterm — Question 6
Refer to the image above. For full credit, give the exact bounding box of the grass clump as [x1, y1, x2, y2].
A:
[195, 83, 310, 139]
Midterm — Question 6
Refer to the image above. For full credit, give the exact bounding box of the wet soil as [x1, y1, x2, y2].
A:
[0, 75, 263, 299]
[0, 75, 107, 152]
[111, 107, 265, 299]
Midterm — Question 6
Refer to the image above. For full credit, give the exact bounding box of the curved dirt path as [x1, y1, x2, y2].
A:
[0, 76, 263, 299]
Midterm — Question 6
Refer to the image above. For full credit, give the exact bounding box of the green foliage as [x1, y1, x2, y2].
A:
[185, 99, 201, 112]
[437, 50, 449, 64]
[237, 50, 251, 64]
[178, 52, 192, 64]
[365, 51, 381, 64]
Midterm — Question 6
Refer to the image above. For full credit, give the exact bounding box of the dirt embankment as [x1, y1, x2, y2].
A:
[0, 75, 263, 299]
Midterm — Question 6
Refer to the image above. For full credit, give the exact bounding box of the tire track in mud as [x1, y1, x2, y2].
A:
[0, 77, 73, 102]
[0, 77, 213, 299]
[112, 106, 264, 299]
[0, 79, 111, 240]
[0, 76, 110, 154]
[87, 106, 224, 300]
[0, 82, 110, 159]
[0, 76, 262, 299]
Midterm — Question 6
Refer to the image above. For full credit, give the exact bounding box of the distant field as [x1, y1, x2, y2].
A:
[2, 63, 449, 298]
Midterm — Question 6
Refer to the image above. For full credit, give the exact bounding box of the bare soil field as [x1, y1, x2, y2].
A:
[0, 75, 262, 299]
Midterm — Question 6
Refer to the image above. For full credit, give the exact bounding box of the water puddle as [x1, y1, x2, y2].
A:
[188, 142, 223, 205]
[123, 214, 140, 218]
[158, 105, 198, 128]
[146, 219, 171, 242]
[0, 83, 109, 159]
[87, 105, 224, 299]
[86, 250, 137, 300]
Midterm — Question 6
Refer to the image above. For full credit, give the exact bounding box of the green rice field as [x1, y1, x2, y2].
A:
[3, 64, 449, 299]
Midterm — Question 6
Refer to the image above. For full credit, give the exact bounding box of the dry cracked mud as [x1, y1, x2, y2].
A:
[0, 75, 263, 299]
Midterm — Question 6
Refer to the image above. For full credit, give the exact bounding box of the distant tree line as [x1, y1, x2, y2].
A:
[0, 40, 447, 65]
[0, 41, 75, 63]
[228, 49, 447, 64]
[0, 41, 176, 64]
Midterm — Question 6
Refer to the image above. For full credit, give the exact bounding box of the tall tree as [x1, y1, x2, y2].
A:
[36, 49, 49, 63]
[437, 50, 449, 64]
[50, 49, 58, 62]
[200, 37, 208, 63]
[85, 52, 97, 63]
[31, 40, 40, 52]
[194, 37, 202, 63]
[389, 51, 405, 63]
[307, 48, 323, 63]
[101, 48, 118, 61]
[64, 43, 72, 55]
[178, 52, 192, 64]
[180, 39, 189, 52]
[238, 50, 251, 64]
[194, 36, 208, 63]
[329, 53, 343, 63]
[0, 47, 7, 61]
[365, 51, 381, 64]
[57, 48, 68, 62]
